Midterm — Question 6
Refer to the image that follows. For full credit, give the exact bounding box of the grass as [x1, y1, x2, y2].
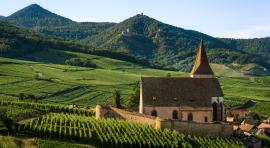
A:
[0, 135, 94, 148]
[35, 138, 96, 148]
[0, 49, 270, 114]
[0, 135, 20, 148]
[0, 120, 8, 133]
[0, 50, 183, 107]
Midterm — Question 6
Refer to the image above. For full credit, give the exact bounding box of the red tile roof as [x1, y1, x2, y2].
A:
[258, 123, 270, 129]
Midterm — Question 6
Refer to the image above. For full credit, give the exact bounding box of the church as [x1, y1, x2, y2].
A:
[139, 41, 224, 123]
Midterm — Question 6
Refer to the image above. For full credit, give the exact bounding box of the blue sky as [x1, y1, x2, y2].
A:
[0, 0, 269, 38]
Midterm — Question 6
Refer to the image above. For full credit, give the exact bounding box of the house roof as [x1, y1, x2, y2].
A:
[241, 117, 256, 125]
[258, 123, 270, 129]
[141, 77, 223, 107]
[191, 40, 214, 76]
[239, 124, 255, 132]
[229, 100, 257, 110]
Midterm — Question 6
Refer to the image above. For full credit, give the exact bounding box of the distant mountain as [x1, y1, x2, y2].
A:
[3, 4, 115, 40]
[4, 4, 74, 27]
[0, 16, 5, 20]
[83, 14, 270, 73]
[2, 4, 270, 75]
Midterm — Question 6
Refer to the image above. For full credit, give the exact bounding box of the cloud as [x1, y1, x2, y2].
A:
[220, 24, 270, 39]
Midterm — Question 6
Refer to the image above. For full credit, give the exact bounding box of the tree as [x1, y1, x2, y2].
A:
[128, 81, 140, 107]
[113, 90, 121, 108]
[19, 93, 25, 100]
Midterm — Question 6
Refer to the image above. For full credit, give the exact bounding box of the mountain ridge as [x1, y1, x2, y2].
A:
[1, 4, 270, 75]
[3, 4, 115, 40]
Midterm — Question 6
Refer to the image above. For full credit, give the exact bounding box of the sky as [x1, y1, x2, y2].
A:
[0, 0, 270, 38]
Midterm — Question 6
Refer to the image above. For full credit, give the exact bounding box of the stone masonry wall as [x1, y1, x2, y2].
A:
[96, 105, 233, 137]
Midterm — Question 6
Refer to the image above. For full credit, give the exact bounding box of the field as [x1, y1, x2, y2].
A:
[0, 49, 270, 115]
[0, 49, 184, 107]
[0, 135, 95, 148]
[0, 101, 245, 148]
[0, 49, 270, 147]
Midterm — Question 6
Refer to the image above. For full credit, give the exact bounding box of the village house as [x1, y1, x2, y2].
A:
[258, 123, 270, 135]
[227, 100, 257, 118]
[139, 41, 225, 123]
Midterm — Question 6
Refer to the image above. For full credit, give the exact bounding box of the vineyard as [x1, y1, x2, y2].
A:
[18, 113, 246, 148]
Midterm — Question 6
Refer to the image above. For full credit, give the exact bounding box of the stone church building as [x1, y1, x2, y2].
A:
[139, 41, 224, 123]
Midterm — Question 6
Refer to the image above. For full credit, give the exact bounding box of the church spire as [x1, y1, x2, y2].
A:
[190, 40, 214, 78]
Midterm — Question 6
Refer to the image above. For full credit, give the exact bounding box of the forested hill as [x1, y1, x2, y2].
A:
[220, 37, 270, 59]
[84, 14, 270, 74]
[4, 4, 74, 27]
[1, 4, 270, 75]
[3, 4, 115, 40]
[0, 21, 149, 66]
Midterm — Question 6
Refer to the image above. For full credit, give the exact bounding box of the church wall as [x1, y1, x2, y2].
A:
[143, 106, 213, 123]
[96, 105, 233, 137]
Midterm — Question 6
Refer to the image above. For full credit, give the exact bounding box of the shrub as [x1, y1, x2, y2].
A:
[65, 58, 97, 68]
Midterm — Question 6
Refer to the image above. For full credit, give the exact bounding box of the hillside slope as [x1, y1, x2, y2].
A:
[2, 4, 270, 75]
[84, 14, 270, 74]
[4, 4, 74, 27]
[3, 4, 115, 40]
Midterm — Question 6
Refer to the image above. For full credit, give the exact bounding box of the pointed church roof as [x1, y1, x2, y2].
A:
[190, 40, 214, 76]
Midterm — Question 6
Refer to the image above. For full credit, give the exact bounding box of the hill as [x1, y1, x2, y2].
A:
[3, 4, 115, 40]
[0, 21, 149, 66]
[3, 4, 270, 75]
[4, 4, 74, 28]
[83, 14, 270, 74]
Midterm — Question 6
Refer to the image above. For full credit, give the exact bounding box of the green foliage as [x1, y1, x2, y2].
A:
[65, 58, 97, 68]
[112, 90, 121, 108]
[0, 135, 20, 148]
[18, 113, 246, 147]
[258, 134, 270, 147]
[84, 14, 270, 73]
[37, 22, 115, 40]
[35, 138, 95, 148]
[3, 4, 115, 40]
[127, 81, 140, 108]
[4, 4, 74, 28]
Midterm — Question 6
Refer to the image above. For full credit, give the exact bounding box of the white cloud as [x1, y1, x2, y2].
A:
[219, 24, 270, 39]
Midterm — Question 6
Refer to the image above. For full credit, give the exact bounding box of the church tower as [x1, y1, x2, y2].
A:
[190, 40, 214, 78]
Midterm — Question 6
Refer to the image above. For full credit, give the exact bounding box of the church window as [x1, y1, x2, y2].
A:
[204, 116, 208, 122]
[172, 110, 178, 119]
[151, 110, 157, 117]
[187, 113, 193, 121]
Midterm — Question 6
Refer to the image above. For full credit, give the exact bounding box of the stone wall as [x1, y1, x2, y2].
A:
[96, 105, 233, 137]
[96, 105, 156, 126]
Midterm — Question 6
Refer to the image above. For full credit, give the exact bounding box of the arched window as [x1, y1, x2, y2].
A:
[212, 102, 218, 121]
[187, 113, 193, 121]
[172, 110, 178, 119]
[151, 110, 157, 117]
[220, 102, 223, 121]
